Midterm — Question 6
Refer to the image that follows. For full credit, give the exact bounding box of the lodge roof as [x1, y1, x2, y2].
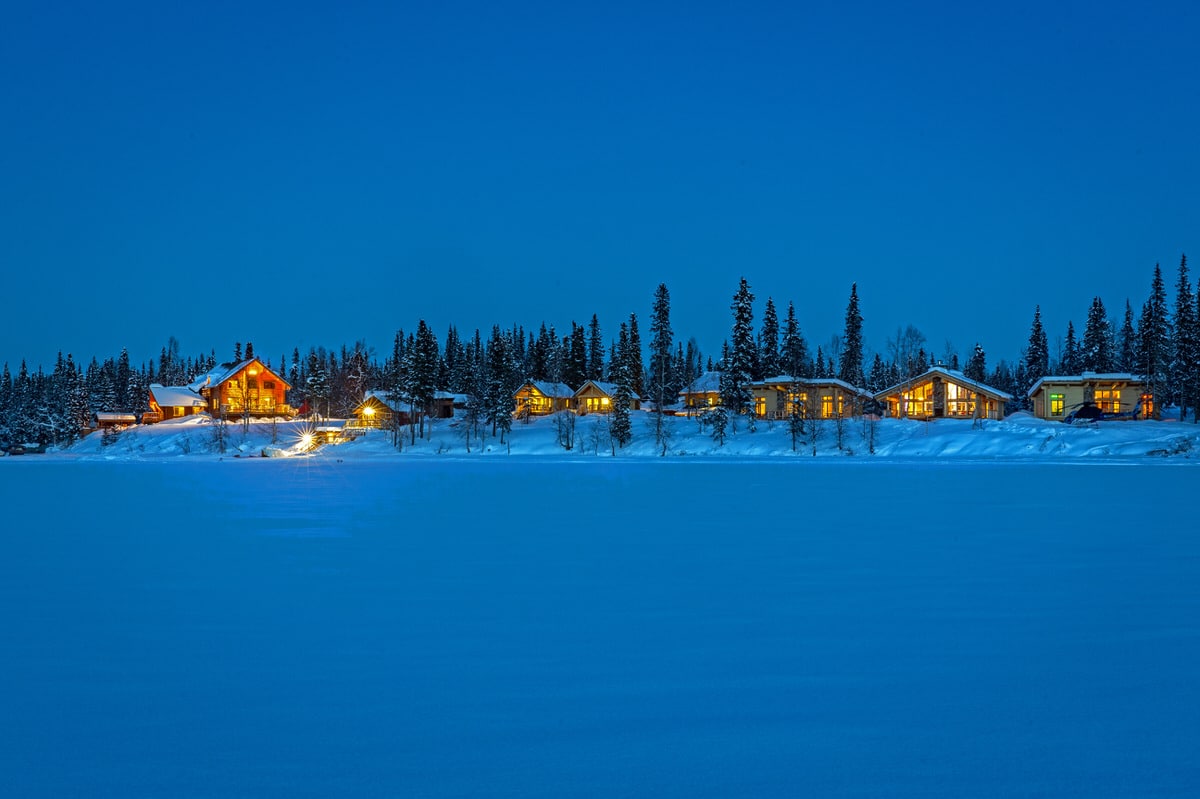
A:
[753, 375, 873, 397]
[876, 365, 1013, 401]
[188, 358, 291, 393]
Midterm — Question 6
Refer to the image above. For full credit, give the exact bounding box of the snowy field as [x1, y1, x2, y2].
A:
[2, 453, 1198, 797]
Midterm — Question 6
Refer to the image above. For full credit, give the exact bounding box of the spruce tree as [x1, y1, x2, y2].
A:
[648, 284, 675, 450]
[1171, 254, 1198, 420]
[838, 283, 865, 387]
[757, 297, 780, 379]
[1024, 306, 1049, 380]
[1081, 297, 1113, 372]
[1117, 300, 1137, 373]
[723, 278, 756, 427]
[627, 313, 643, 396]
[610, 322, 633, 448]
[1135, 263, 1171, 417]
[964, 343, 986, 383]
[586, 315, 605, 381]
[1060, 322, 1080, 374]
[781, 301, 810, 379]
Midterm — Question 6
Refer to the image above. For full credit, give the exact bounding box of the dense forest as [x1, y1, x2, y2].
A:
[2, 254, 1196, 450]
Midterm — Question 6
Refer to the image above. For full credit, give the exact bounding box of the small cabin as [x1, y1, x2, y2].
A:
[1028, 373, 1152, 421]
[93, 412, 138, 430]
[750, 376, 873, 420]
[678, 371, 722, 413]
[350, 391, 404, 429]
[574, 380, 641, 414]
[190, 358, 293, 418]
[514, 381, 575, 416]
[876, 366, 1010, 420]
[145, 384, 207, 424]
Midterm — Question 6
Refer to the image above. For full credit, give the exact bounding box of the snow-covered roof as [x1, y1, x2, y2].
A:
[149, 384, 206, 408]
[876, 366, 1013, 401]
[1027, 373, 1144, 397]
[576, 380, 641, 401]
[753, 375, 873, 397]
[95, 412, 138, 422]
[679, 371, 722, 395]
[187, 358, 289, 392]
[520, 381, 574, 399]
[361, 389, 406, 412]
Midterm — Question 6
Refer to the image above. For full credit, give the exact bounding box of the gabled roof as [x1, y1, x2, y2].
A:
[188, 358, 291, 392]
[149, 384, 206, 408]
[679, 371, 722, 395]
[753, 375, 873, 398]
[358, 389, 405, 413]
[1027, 372, 1145, 397]
[876, 365, 1013, 401]
[518, 380, 574, 399]
[575, 380, 641, 401]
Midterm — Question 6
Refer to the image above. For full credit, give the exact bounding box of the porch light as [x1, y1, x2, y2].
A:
[364, 406, 375, 417]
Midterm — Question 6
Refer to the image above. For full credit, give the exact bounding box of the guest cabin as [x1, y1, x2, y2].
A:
[573, 380, 641, 414]
[513, 381, 575, 416]
[678, 371, 722, 414]
[875, 365, 1010, 420]
[1027, 373, 1153, 420]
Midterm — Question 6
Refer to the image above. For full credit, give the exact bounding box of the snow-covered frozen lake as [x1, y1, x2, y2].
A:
[3, 458, 1198, 796]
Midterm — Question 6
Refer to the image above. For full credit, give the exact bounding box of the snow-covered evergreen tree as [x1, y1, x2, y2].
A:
[722, 278, 756, 427]
[781, 301, 810, 379]
[1135, 263, 1171, 417]
[1024, 306, 1049, 381]
[757, 297, 779, 380]
[610, 322, 633, 448]
[838, 283, 865, 387]
[1117, 300, 1136, 373]
[1081, 297, 1113, 373]
[586, 315, 605, 381]
[1171, 254, 1198, 420]
[1059, 322, 1080, 375]
[964, 343, 986, 383]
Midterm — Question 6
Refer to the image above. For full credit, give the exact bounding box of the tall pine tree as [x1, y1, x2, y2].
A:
[838, 283, 865, 387]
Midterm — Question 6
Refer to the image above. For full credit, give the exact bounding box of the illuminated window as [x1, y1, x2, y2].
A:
[789, 392, 807, 416]
[754, 396, 766, 417]
[900, 382, 933, 417]
[1140, 393, 1154, 418]
[1049, 393, 1064, 417]
[821, 395, 834, 418]
[1094, 389, 1120, 413]
[946, 383, 976, 417]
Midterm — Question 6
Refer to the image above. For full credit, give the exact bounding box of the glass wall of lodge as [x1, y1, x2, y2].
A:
[889, 379, 1001, 419]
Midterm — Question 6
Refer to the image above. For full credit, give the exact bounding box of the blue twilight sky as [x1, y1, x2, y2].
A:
[2, 1, 1197, 374]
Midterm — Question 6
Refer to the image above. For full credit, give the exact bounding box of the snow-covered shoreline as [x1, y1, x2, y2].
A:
[33, 410, 1200, 462]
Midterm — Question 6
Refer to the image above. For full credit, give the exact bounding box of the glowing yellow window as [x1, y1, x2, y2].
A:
[1049, 393, 1064, 417]
[754, 397, 766, 417]
[822, 395, 834, 418]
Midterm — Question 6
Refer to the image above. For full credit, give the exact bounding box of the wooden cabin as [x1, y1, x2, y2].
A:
[350, 391, 404, 429]
[573, 380, 641, 414]
[190, 358, 293, 419]
[1028, 373, 1152, 420]
[876, 366, 1010, 420]
[514, 381, 575, 416]
[144, 384, 207, 424]
[750, 376, 873, 420]
[678, 371, 722, 413]
[93, 412, 138, 430]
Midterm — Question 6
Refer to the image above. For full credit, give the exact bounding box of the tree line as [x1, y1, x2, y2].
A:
[1, 253, 1195, 451]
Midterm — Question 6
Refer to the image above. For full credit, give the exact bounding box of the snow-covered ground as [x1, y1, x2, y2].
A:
[3, 416, 1199, 796]
[54, 408, 1200, 461]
